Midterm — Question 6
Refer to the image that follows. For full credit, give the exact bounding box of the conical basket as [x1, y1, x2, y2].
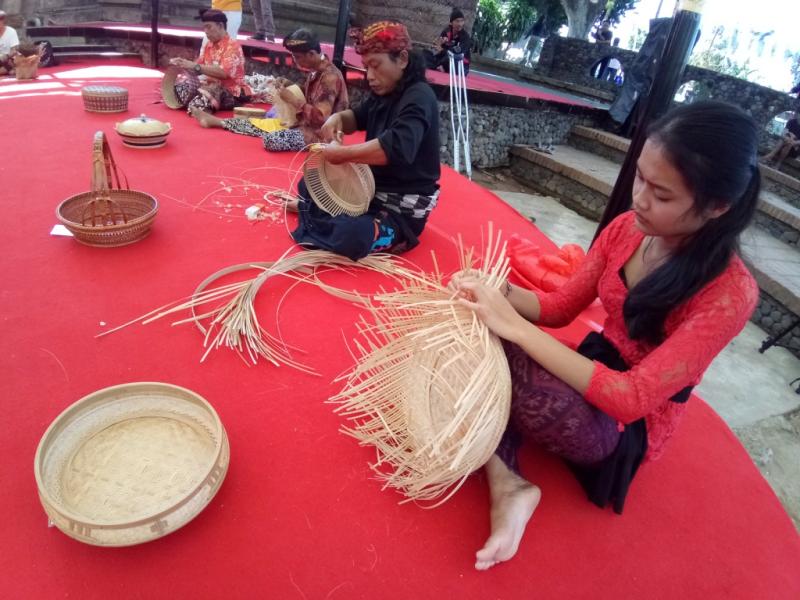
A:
[56, 132, 158, 247]
[303, 146, 374, 217]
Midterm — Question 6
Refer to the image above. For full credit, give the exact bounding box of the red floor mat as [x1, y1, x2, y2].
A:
[0, 64, 798, 599]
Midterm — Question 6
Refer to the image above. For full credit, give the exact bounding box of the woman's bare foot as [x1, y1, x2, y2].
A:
[189, 106, 223, 129]
[475, 455, 541, 571]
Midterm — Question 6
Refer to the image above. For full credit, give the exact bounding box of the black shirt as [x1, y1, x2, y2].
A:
[440, 26, 471, 64]
[786, 117, 800, 139]
[353, 80, 441, 196]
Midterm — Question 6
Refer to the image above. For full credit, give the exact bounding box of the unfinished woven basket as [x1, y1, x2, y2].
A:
[161, 66, 201, 109]
[56, 131, 158, 247]
[330, 238, 513, 505]
[34, 382, 230, 547]
[81, 85, 129, 113]
[303, 147, 374, 217]
[274, 84, 305, 127]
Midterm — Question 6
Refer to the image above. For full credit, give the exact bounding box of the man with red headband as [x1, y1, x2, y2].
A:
[287, 21, 441, 260]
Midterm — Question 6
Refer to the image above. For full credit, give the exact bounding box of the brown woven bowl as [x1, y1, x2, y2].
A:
[34, 382, 230, 547]
[56, 132, 158, 247]
[161, 66, 200, 109]
[82, 85, 129, 113]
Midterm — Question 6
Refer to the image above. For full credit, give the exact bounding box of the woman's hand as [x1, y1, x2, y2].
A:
[456, 278, 528, 343]
[320, 113, 344, 143]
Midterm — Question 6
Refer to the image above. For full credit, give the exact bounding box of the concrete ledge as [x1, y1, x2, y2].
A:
[570, 125, 630, 153]
[761, 164, 800, 209]
[519, 69, 615, 103]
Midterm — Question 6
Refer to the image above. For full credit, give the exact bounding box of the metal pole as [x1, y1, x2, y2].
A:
[332, 0, 351, 74]
[593, 0, 704, 242]
[150, 0, 160, 68]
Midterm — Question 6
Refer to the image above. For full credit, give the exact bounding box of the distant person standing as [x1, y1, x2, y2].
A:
[522, 15, 546, 66]
[212, 0, 242, 39]
[426, 8, 472, 75]
[248, 0, 276, 42]
[592, 20, 613, 45]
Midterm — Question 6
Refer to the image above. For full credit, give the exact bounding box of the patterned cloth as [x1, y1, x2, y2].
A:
[176, 81, 237, 114]
[221, 117, 305, 152]
[198, 34, 251, 97]
[295, 58, 348, 144]
[374, 189, 439, 221]
[350, 21, 412, 55]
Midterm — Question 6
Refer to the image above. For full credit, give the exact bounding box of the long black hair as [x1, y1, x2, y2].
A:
[624, 101, 760, 345]
[389, 48, 428, 92]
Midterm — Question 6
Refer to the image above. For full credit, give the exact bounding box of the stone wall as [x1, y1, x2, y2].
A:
[534, 36, 798, 146]
[753, 292, 800, 355]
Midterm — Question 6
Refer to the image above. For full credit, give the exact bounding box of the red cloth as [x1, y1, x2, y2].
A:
[536, 211, 759, 460]
[199, 34, 251, 96]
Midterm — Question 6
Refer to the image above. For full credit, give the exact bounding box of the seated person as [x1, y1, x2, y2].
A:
[190, 28, 348, 153]
[425, 9, 471, 75]
[169, 9, 251, 113]
[453, 101, 761, 570]
[287, 21, 441, 261]
[592, 20, 613, 45]
[0, 10, 20, 76]
[763, 109, 800, 168]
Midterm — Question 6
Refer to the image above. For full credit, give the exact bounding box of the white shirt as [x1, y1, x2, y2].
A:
[0, 26, 20, 55]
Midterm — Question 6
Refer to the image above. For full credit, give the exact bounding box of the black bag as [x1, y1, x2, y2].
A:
[36, 41, 58, 68]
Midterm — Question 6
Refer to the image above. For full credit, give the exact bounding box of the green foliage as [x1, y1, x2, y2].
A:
[473, 0, 505, 54]
[604, 0, 638, 26]
[505, 0, 536, 44]
[627, 26, 647, 51]
[689, 25, 754, 80]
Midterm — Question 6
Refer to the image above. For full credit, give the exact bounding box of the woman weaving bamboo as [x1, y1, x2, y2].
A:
[190, 28, 349, 152]
[453, 102, 761, 571]
[285, 21, 441, 260]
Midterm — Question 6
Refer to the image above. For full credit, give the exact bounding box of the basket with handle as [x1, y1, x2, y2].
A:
[56, 132, 158, 247]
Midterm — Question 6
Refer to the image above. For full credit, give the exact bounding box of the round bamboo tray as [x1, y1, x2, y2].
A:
[34, 382, 230, 547]
[274, 84, 305, 127]
[81, 85, 129, 113]
[56, 132, 158, 247]
[161, 66, 201, 109]
[303, 147, 374, 217]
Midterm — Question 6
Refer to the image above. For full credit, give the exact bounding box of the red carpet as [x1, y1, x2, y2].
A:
[0, 63, 798, 599]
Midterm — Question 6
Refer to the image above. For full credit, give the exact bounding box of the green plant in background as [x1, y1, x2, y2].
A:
[473, 0, 505, 55]
[505, 0, 537, 45]
[690, 25, 754, 80]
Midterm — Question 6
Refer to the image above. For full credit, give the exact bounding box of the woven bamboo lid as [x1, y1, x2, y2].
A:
[303, 147, 374, 217]
[34, 382, 229, 546]
[274, 84, 305, 127]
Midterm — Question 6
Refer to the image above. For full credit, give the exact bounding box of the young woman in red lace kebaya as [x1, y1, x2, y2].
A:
[454, 101, 761, 571]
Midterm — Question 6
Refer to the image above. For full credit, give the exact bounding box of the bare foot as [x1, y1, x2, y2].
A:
[189, 106, 221, 128]
[475, 455, 541, 571]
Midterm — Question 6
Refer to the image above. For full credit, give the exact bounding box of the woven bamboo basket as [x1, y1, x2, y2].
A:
[274, 84, 305, 127]
[14, 53, 40, 80]
[34, 382, 230, 547]
[233, 106, 267, 118]
[161, 66, 201, 109]
[303, 147, 374, 217]
[56, 132, 158, 247]
[81, 85, 129, 113]
[330, 243, 513, 505]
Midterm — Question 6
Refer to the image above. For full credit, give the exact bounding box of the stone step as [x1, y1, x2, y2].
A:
[509, 142, 800, 346]
[571, 125, 800, 209]
[54, 51, 142, 62]
[565, 126, 800, 241]
[52, 44, 117, 53]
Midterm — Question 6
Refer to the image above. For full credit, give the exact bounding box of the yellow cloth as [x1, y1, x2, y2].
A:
[248, 118, 287, 133]
[212, 0, 242, 11]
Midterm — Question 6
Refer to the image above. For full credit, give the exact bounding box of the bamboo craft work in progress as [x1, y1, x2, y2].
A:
[329, 232, 513, 506]
[98, 250, 405, 375]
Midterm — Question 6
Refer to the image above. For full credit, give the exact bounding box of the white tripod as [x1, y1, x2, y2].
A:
[448, 50, 471, 179]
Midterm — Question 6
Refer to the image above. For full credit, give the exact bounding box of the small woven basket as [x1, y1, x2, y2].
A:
[56, 132, 158, 247]
[303, 147, 374, 217]
[81, 85, 129, 113]
[161, 66, 201, 109]
[14, 53, 40, 80]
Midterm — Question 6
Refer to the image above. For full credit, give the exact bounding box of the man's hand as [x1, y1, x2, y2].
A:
[169, 57, 195, 70]
[320, 142, 349, 165]
[320, 113, 344, 143]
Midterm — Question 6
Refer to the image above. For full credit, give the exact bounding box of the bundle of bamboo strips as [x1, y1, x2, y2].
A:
[329, 230, 513, 506]
[98, 249, 405, 374]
